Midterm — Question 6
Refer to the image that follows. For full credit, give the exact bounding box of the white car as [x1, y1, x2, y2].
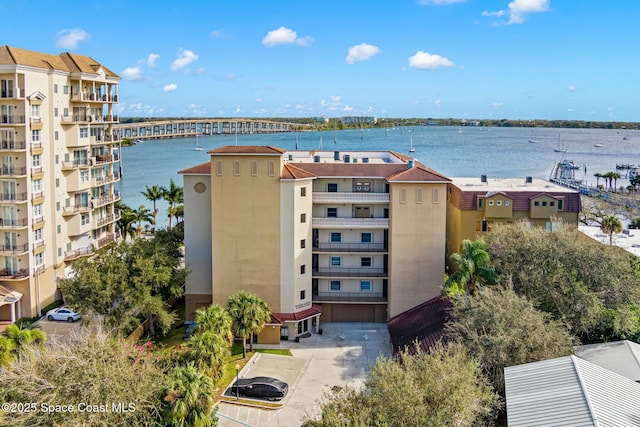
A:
[46, 306, 81, 322]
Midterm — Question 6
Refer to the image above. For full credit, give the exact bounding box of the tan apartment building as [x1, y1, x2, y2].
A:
[181, 147, 450, 342]
[0, 46, 121, 325]
[446, 175, 581, 256]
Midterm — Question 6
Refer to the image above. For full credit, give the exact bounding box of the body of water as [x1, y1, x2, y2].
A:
[118, 126, 640, 226]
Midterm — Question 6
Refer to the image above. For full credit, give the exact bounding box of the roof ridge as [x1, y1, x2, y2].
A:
[5, 46, 17, 64]
[625, 340, 640, 370]
[571, 356, 601, 426]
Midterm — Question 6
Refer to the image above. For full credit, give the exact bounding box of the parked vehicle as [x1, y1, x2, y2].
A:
[46, 306, 81, 322]
[231, 376, 289, 401]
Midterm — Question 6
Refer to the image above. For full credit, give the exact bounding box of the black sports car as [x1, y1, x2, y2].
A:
[231, 376, 289, 401]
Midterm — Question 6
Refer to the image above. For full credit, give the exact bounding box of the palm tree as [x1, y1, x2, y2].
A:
[600, 215, 622, 245]
[194, 304, 233, 345]
[0, 324, 45, 367]
[594, 172, 603, 188]
[163, 179, 183, 229]
[444, 239, 498, 297]
[141, 185, 166, 232]
[611, 172, 622, 192]
[162, 363, 216, 427]
[0, 335, 16, 367]
[131, 204, 153, 237]
[116, 204, 136, 241]
[226, 291, 272, 358]
[186, 330, 231, 383]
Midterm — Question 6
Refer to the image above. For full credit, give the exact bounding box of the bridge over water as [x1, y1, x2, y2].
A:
[114, 118, 295, 141]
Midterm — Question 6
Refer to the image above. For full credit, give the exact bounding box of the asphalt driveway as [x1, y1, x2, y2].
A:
[217, 322, 391, 427]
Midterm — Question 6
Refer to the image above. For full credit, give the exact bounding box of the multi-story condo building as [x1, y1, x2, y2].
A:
[0, 46, 121, 326]
[181, 146, 450, 342]
[446, 175, 581, 256]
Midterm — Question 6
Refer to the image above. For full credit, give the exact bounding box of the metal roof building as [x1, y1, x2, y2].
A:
[505, 355, 640, 426]
[574, 340, 640, 382]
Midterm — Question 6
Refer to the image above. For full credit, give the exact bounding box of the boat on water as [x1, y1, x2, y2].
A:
[594, 143, 604, 147]
[554, 134, 566, 152]
[194, 134, 203, 151]
[409, 131, 415, 153]
[554, 148, 567, 153]
[134, 139, 144, 144]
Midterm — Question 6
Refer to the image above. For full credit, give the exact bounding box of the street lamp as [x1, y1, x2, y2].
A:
[235, 363, 240, 401]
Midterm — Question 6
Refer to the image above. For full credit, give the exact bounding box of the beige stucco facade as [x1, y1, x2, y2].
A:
[0, 46, 121, 322]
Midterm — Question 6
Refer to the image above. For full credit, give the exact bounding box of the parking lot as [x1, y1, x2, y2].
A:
[217, 322, 391, 427]
[35, 317, 82, 341]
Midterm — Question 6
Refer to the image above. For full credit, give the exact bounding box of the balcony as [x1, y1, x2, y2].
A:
[0, 166, 26, 177]
[0, 218, 28, 229]
[0, 141, 26, 151]
[30, 166, 43, 177]
[62, 205, 91, 216]
[92, 153, 119, 166]
[92, 213, 118, 228]
[0, 268, 29, 280]
[0, 244, 29, 254]
[0, 192, 27, 202]
[61, 160, 91, 171]
[92, 192, 120, 208]
[95, 234, 115, 249]
[0, 115, 25, 125]
[313, 242, 387, 252]
[313, 292, 387, 303]
[0, 88, 25, 99]
[312, 217, 389, 229]
[92, 173, 120, 186]
[70, 93, 119, 103]
[313, 192, 390, 204]
[312, 267, 387, 278]
[64, 247, 93, 261]
[32, 240, 45, 251]
[104, 134, 121, 143]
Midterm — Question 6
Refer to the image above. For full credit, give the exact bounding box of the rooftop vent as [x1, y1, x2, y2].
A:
[343, 154, 351, 163]
[525, 176, 533, 184]
[408, 159, 414, 169]
[288, 154, 293, 161]
[362, 157, 369, 163]
[334, 151, 340, 161]
[313, 155, 320, 163]
[481, 174, 487, 183]
[353, 157, 358, 163]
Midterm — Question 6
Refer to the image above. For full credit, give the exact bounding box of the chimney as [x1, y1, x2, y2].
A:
[408, 159, 414, 169]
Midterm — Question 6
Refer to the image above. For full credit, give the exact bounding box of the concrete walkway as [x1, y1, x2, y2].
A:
[217, 322, 391, 427]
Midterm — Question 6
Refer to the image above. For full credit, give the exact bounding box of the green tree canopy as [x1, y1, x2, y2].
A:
[600, 215, 623, 245]
[142, 184, 166, 232]
[162, 362, 218, 427]
[226, 291, 271, 358]
[444, 239, 498, 297]
[304, 343, 500, 427]
[446, 286, 576, 395]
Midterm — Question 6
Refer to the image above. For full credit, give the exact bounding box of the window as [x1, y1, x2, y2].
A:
[330, 232, 341, 243]
[81, 214, 90, 225]
[268, 161, 275, 177]
[216, 160, 223, 176]
[360, 281, 372, 291]
[58, 248, 62, 256]
[416, 188, 423, 204]
[300, 239, 306, 249]
[542, 201, 548, 207]
[361, 232, 372, 243]
[550, 201, 555, 207]
[327, 183, 338, 192]
[504, 200, 510, 206]
[33, 179, 42, 192]
[330, 256, 341, 266]
[399, 188, 406, 203]
[31, 130, 40, 142]
[233, 161, 240, 176]
[31, 105, 40, 118]
[558, 200, 564, 210]
[251, 161, 258, 176]
[63, 85, 69, 95]
[55, 178, 59, 188]
[55, 155, 59, 164]
[80, 127, 88, 138]
[300, 213, 306, 223]
[477, 198, 484, 209]
[300, 265, 306, 274]
[63, 108, 69, 117]
[54, 131, 58, 141]
[361, 257, 372, 267]
[488, 200, 494, 206]
[33, 228, 43, 241]
[54, 107, 58, 117]
[53, 84, 58, 94]
[80, 170, 89, 182]
[57, 225, 61, 234]
[300, 290, 306, 300]
[35, 253, 44, 267]
[534, 201, 540, 206]
[327, 207, 337, 218]
[32, 154, 41, 167]
[56, 201, 60, 211]
[300, 186, 307, 197]
[432, 188, 439, 204]
[496, 200, 502, 206]
[476, 220, 489, 232]
[33, 204, 42, 218]
[330, 280, 341, 291]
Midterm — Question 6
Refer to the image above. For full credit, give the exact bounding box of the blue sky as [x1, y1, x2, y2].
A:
[2, 0, 638, 121]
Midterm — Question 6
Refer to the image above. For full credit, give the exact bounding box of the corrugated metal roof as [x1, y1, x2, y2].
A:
[505, 355, 640, 427]
[575, 340, 640, 382]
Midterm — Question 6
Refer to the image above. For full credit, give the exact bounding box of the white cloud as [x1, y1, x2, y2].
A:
[330, 95, 342, 102]
[121, 66, 143, 80]
[418, 0, 466, 5]
[147, 53, 159, 67]
[343, 105, 353, 111]
[211, 29, 230, 39]
[568, 85, 576, 92]
[434, 99, 442, 107]
[408, 51, 454, 70]
[163, 83, 177, 92]
[482, 0, 549, 24]
[55, 29, 89, 50]
[262, 26, 314, 47]
[224, 74, 236, 81]
[346, 43, 380, 64]
[262, 26, 298, 46]
[171, 49, 199, 71]
[256, 98, 262, 102]
[492, 102, 504, 109]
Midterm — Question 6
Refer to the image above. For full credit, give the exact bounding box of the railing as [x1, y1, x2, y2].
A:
[31, 141, 42, 150]
[94, 214, 115, 228]
[93, 173, 119, 186]
[92, 191, 120, 207]
[0, 244, 29, 253]
[0, 115, 26, 124]
[0, 141, 26, 150]
[104, 134, 121, 143]
[314, 243, 387, 252]
[30, 166, 43, 176]
[313, 292, 386, 303]
[312, 217, 389, 228]
[313, 268, 387, 277]
[30, 117, 42, 125]
[32, 240, 45, 250]
[93, 154, 116, 165]
[64, 247, 93, 260]
[104, 115, 119, 122]
[61, 160, 91, 169]
[62, 205, 91, 215]
[0, 88, 25, 98]
[96, 235, 115, 249]
[32, 216, 44, 225]
[0, 268, 29, 279]
[0, 192, 28, 202]
[313, 192, 390, 203]
[31, 190, 44, 200]
[0, 166, 26, 176]
[0, 218, 28, 228]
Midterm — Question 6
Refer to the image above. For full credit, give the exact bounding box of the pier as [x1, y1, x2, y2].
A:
[114, 118, 296, 141]
[549, 160, 593, 195]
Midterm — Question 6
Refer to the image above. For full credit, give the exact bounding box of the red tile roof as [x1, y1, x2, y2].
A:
[178, 161, 211, 175]
[387, 165, 451, 182]
[456, 189, 581, 212]
[272, 305, 322, 323]
[387, 296, 452, 356]
[293, 163, 408, 178]
[281, 163, 317, 180]
[208, 146, 286, 155]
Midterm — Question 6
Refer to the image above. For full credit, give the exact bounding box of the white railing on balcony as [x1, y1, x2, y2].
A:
[313, 292, 386, 303]
[312, 192, 390, 204]
[314, 242, 387, 252]
[0, 141, 26, 150]
[312, 217, 389, 229]
[312, 267, 387, 277]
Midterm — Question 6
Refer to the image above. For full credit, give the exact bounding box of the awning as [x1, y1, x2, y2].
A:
[0, 284, 22, 307]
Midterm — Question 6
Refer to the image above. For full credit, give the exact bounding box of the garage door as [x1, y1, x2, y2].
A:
[331, 304, 376, 322]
